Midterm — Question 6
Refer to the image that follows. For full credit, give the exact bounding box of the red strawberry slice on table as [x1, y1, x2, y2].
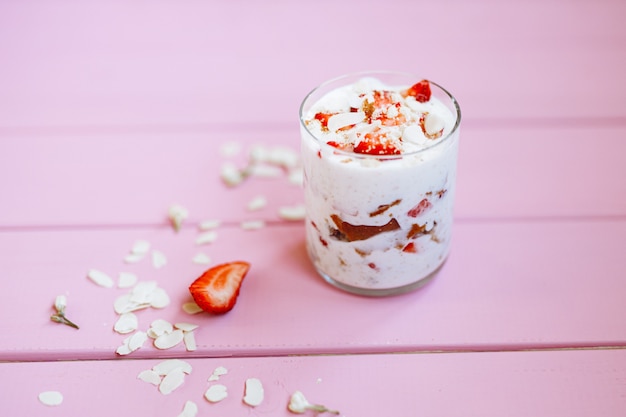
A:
[189, 261, 251, 314]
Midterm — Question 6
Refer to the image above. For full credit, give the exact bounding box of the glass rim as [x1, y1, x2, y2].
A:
[299, 70, 462, 160]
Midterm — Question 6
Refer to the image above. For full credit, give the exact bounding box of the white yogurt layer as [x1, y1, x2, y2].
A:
[301, 76, 460, 292]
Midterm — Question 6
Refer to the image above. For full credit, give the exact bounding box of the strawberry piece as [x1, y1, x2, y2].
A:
[402, 242, 418, 253]
[404, 80, 431, 103]
[407, 198, 432, 217]
[353, 132, 400, 156]
[189, 261, 251, 314]
[314, 112, 334, 129]
[326, 140, 354, 152]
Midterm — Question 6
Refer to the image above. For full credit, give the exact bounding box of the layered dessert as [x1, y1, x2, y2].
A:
[300, 73, 461, 295]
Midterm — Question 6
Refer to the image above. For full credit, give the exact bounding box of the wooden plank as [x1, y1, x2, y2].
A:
[0, 0, 624, 129]
[0, 220, 624, 361]
[1, 126, 625, 227]
[3, 349, 626, 416]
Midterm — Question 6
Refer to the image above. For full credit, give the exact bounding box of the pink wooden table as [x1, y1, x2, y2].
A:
[1, 0, 625, 415]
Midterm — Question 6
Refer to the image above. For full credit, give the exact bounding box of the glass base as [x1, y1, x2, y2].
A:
[314, 259, 446, 297]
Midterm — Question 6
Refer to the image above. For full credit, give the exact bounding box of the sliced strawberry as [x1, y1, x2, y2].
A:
[326, 140, 354, 152]
[407, 198, 432, 217]
[404, 80, 431, 103]
[353, 132, 400, 156]
[189, 261, 251, 314]
[313, 112, 335, 130]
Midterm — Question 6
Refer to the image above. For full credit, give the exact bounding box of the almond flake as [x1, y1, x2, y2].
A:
[116, 332, 147, 356]
[183, 331, 197, 352]
[128, 331, 148, 351]
[131, 240, 151, 255]
[403, 124, 427, 145]
[149, 319, 174, 337]
[38, 391, 63, 406]
[152, 359, 193, 376]
[149, 287, 171, 309]
[278, 205, 306, 221]
[118, 272, 138, 289]
[327, 111, 365, 132]
[152, 250, 167, 269]
[199, 219, 221, 231]
[204, 384, 228, 403]
[115, 338, 133, 356]
[114, 294, 149, 315]
[243, 378, 264, 407]
[159, 368, 186, 395]
[137, 370, 162, 386]
[123, 253, 144, 264]
[87, 269, 114, 288]
[182, 302, 204, 315]
[174, 322, 199, 332]
[130, 281, 159, 304]
[154, 329, 184, 350]
[221, 162, 245, 187]
[424, 112, 445, 137]
[195, 231, 218, 245]
[240, 220, 265, 230]
[208, 366, 228, 381]
[192, 253, 211, 265]
[287, 391, 339, 414]
[114, 312, 138, 334]
[247, 196, 268, 211]
[178, 400, 198, 417]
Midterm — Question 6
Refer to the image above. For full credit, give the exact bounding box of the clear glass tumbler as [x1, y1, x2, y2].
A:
[299, 71, 461, 296]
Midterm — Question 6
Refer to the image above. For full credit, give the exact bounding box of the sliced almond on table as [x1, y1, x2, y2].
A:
[154, 329, 184, 350]
[148, 319, 174, 338]
[131, 240, 151, 255]
[204, 384, 228, 403]
[243, 378, 264, 407]
[177, 400, 198, 417]
[183, 331, 197, 352]
[137, 370, 162, 386]
[152, 359, 193, 376]
[240, 220, 265, 230]
[195, 231, 218, 245]
[117, 272, 138, 289]
[182, 301, 204, 315]
[208, 366, 228, 381]
[174, 322, 199, 332]
[149, 287, 171, 309]
[38, 391, 63, 406]
[87, 269, 114, 288]
[152, 250, 167, 269]
[159, 367, 186, 395]
[199, 219, 221, 231]
[124, 253, 144, 264]
[247, 196, 268, 211]
[113, 312, 138, 334]
[128, 331, 148, 351]
[221, 162, 245, 187]
[192, 253, 211, 265]
[278, 205, 306, 221]
[130, 281, 159, 304]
